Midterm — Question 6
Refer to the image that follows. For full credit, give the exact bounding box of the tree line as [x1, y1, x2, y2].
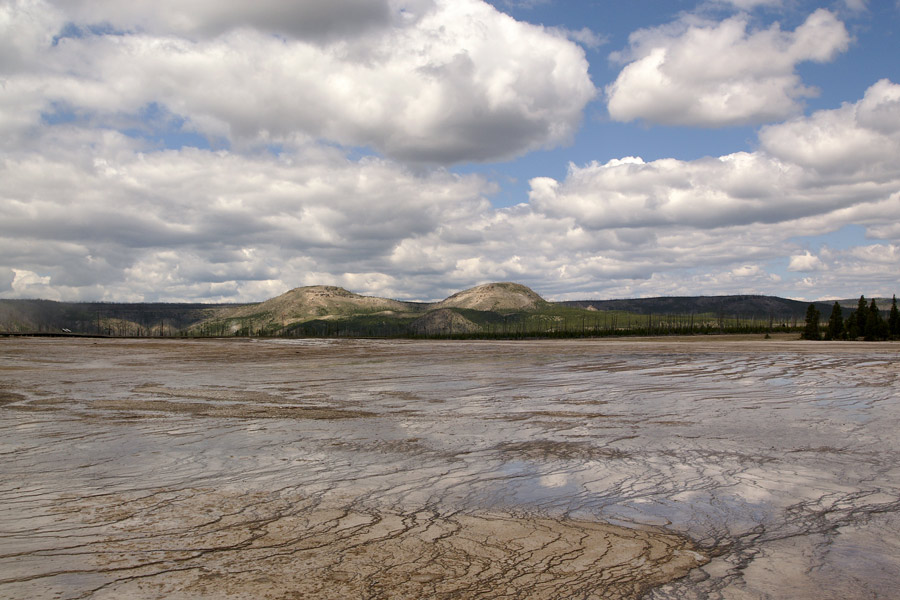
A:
[802, 295, 900, 341]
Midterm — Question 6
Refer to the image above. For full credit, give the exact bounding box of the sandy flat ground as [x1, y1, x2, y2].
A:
[1, 336, 899, 598]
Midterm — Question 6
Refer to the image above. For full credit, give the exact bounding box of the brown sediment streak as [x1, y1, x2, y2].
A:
[91, 397, 375, 420]
[4, 488, 705, 599]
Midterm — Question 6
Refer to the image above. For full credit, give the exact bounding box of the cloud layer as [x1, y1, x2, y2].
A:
[3, 77, 898, 302]
[1, 1, 898, 303]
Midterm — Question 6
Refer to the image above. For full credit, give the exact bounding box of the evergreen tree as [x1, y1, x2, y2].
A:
[864, 298, 886, 341]
[843, 310, 859, 340]
[845, 310, 860, 339]
[825, 301, 843, 340]
[890, 295, 899, 339]
[802, 303, 821, 340]
[856, 295, 867, 333]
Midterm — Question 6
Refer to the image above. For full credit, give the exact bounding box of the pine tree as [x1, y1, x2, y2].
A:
[802, 303, 821, 340]
[845, 312, 859, 339]
[864, 298, 885, 341]
[889, 295, 899, 339]
[825, 301, 843, 340]
[856, 295, 867, 334]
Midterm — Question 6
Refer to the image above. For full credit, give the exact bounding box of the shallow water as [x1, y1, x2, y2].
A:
[1, 337, 898, 598]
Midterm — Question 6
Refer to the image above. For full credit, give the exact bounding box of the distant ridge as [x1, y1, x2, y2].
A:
[557, 295, 836, 317]
[2, 283, 894, 337]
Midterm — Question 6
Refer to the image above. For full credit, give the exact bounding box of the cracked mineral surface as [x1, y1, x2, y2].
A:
[1, 336, 898, 599]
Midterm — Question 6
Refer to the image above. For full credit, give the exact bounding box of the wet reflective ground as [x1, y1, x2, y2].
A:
[1, 337, 899, 599]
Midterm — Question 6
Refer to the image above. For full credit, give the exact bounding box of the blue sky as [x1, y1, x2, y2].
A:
[1, 0, 899, 302]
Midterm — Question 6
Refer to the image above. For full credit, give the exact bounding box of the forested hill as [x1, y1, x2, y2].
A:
[0, 299, 245, 335]
[558, 295, 836, 319]
[1, 285, 893, 337]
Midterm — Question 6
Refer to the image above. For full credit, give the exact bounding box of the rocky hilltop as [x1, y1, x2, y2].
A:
[221, 285, 418, 322]
[434, 282, 547, 311]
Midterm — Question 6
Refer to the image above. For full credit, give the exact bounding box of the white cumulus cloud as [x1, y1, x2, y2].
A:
[537, 80, 900, 232]
[2, 0, 595, 164]
[606, 9, 850, 127]
[788, 251, 825, 272]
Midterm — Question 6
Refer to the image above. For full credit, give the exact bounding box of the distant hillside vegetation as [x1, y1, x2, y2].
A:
[558, 295, 835, 319]
[3, 283, 893, 338]
[410, 309, 481, 335]
[0, 299, 242, 336]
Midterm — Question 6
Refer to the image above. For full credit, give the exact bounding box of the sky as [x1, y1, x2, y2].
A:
[1, 0, 899, 303]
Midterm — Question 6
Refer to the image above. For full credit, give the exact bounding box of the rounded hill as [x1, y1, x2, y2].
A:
[435, 282, 547, 312]
[219, 285, 414, 323]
